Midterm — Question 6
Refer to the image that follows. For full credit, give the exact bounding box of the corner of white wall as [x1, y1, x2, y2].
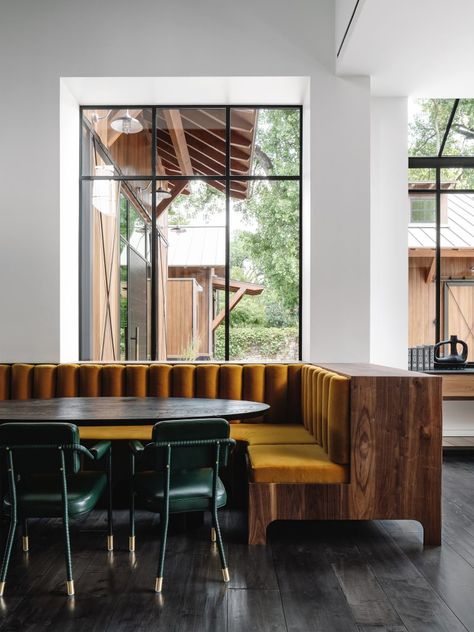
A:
[310, 74, 371, 363]
[59, 80, 79, 362]
[370, 97, 408, 368]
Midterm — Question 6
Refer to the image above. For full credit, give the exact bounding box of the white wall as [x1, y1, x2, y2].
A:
[0, 0, 372, 363]
[310, 75, 371, 362]
[370, 97, 408, 368]
[59, 82, 79, 362]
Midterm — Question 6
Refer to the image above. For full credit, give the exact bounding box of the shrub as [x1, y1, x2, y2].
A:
[214, 326, 298, 361]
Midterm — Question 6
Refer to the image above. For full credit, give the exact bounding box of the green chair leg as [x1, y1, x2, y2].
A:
[106, 449, 113, 552]
[60, 451, 74, 596]
[0, 450, 18, 596]
[22, 519, 29, 552]
[155, 509, 169, 593]
[129, 452, 135, 552]
[212, 511, 229, 583]
[0, 518, 17, 596]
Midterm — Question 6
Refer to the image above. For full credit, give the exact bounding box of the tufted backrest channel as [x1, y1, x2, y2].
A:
[0, 363, 304, 425]
[301, 365, 351, 465]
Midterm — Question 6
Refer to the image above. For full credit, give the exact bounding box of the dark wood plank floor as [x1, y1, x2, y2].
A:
[0, 453, 473, 631]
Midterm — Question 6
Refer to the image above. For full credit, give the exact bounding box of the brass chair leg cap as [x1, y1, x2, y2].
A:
[0, 582, 5, 597]
[66, 580, 75, 596]
[211, 528, 216, 543]
[155, 577, 163, 593]
[129, 536, 135, 552]
[22, 536, 29, 552]
[107, 535, 114, 552]
[222, 568, 230, 583]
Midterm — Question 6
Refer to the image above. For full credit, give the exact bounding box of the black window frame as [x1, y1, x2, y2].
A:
[79, 104, 303, 361]
[409, 99, 474, 344]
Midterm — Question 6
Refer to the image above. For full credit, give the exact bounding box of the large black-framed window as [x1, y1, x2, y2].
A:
[409, 99, 474, 358]
[80, 105, 303, 362]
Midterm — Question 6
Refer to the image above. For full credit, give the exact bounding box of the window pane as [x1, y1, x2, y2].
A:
[441, 193, 474, 361]
[128, 204, 146, 257]
[81, 179, 121, 360]
[81, 108, 152, 176]
[408, 99, 455, 157]
[229, 108, 258, 177]
[443, 100, 474, 156]
[156, 108, 226, 176]
[81, 180, 152, 362]
[120, 240, 128, 360]
[408, 168, 436, 189]
[232, 108, 300, 176]
[163, 180, 226, 361]
[228, 180, 300, 361]
[441, 168, 474, 189]
[410, 197, 436, 223]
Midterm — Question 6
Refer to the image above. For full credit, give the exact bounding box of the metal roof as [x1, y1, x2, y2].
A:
[408, 194, 474, 249]
[168, 225, 225, 267]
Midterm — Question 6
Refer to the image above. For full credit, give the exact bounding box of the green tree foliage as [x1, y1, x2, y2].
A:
[409, 99, 474, 187]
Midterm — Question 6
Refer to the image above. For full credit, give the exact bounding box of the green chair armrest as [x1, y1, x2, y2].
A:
[89, 440, 111, 460]
[129, 440, 145, 455]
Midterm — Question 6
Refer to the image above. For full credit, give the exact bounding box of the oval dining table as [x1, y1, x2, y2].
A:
[0, 397, 270, 425]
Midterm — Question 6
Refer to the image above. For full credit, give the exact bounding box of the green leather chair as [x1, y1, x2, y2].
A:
[129, 418, 235, 592]
[0, 422, 113, 597]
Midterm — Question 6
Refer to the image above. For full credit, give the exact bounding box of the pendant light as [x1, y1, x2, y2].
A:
[110, 109, 143, 134]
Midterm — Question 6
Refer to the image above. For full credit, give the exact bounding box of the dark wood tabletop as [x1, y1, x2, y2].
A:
[0, 397, 269, 426]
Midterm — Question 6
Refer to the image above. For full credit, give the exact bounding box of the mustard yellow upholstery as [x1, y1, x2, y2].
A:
[328, 375, 350, 465]
[101, 365, 125, 396]
[230, 424, 315, 445]
[11, 364, 34, 400]
[33, 365, 57, 399]
[56, 364, 79, 397]
[196, 364, 220, 399]
[242, 365, 265, 424]
[0, 365, 10, 400]
[172, 364, 195, 397]
[288, 364, 302, 425]
[264, 364, 288, 424]
[79, 425, 153, 441]
[79, 364, 101, 397]
[149, 364, 172, 397]
[78, 423, 316, 444]
[126, 365, 148, 396]
[218, 365, 242, 400]
[248, 444, 349, 484]
[2, 362, 351, 483]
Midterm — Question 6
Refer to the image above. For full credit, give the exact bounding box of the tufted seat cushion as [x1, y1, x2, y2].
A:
[248, 444, 349, 484]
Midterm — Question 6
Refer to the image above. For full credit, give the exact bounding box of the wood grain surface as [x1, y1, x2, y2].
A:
[0, 397, 269, 425]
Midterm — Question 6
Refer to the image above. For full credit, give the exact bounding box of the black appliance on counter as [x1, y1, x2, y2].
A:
[434, 335, 468, 370]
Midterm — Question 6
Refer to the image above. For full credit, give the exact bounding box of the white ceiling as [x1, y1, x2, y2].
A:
[337, 0, 474, 97]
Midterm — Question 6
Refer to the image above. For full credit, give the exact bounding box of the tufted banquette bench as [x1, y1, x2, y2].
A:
[0, 362, 442, 545]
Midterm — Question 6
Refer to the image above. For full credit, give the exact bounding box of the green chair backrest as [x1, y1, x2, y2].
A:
[0, 422, 81, 475]
[150, 418, 231, 470]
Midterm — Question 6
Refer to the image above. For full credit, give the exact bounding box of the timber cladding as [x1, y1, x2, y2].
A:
[248, 364, 442, 546]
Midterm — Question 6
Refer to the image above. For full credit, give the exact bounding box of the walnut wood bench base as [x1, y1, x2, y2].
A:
[248, 481, 441, 547]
